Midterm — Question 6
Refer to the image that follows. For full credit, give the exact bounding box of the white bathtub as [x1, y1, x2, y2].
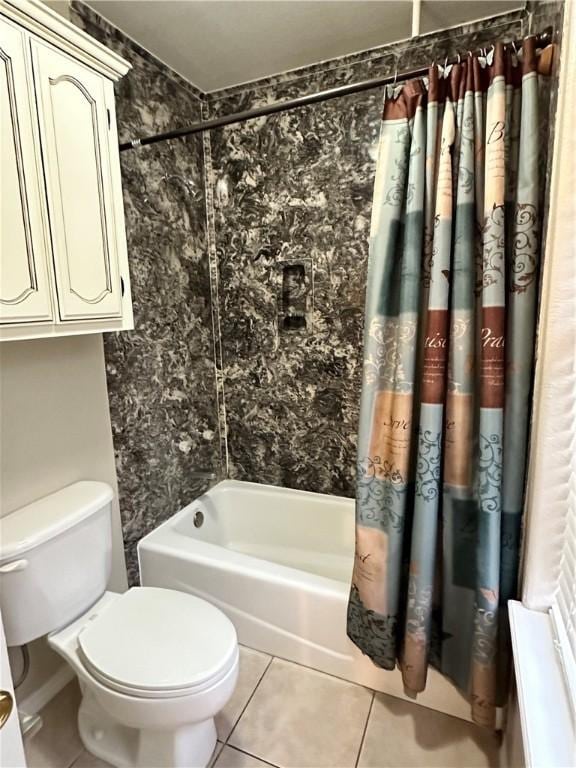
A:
[138, 480, 472, 721]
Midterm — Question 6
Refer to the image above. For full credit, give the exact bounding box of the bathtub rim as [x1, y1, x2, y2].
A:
[137, 479, 356, 595]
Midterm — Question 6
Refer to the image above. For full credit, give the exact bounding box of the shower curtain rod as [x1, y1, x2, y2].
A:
[119, 30, 551, 152]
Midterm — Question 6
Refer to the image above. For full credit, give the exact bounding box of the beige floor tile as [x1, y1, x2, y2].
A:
[215, 745, 276, 768]
[358, 693, 501, 768]
[24, 681, 84, 768]
[70, 748, 113, 768]
[229, 657, 373, 768]
[216, 646, 271, 741]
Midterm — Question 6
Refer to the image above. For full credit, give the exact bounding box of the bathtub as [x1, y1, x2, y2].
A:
[138, 480, 472, 722]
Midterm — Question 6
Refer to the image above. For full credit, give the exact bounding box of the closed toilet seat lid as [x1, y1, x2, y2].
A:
[78, 587, 238, 698]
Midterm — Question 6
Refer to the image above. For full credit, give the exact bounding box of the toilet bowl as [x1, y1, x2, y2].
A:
[49, 588, 239, 768]
[0, 482, 239, 768]
[48, 588, 239, 767]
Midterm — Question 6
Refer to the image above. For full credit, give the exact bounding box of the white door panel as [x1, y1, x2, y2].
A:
[0, 19, 53, 325]
[31, 40, 122, 321]
[0, 615, 26, 768]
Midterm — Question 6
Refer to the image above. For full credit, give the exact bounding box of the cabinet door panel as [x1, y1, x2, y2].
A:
[32, 41, 122, 320]
[0, 19, 53, 324]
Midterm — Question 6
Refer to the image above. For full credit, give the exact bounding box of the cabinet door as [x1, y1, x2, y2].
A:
[0, 19, 53, 324]
[31, 40, 123, 321]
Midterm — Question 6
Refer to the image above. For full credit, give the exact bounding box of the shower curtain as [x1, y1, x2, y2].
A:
[347, 38, 542, 728]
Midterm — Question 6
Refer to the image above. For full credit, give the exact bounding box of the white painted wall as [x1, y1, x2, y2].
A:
[85, 0, 522, 92]
[42, 0, 70, 21]
[0, 334, 127, 707]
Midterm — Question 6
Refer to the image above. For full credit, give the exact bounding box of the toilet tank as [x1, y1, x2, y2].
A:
[0, 482, 113, 647]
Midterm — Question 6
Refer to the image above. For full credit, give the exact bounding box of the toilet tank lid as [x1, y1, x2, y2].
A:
[0, 482, 113, 562]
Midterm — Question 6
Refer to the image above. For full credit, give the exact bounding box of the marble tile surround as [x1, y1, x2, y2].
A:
[71, 2, 562, 580]
[71, 3, 223, 584]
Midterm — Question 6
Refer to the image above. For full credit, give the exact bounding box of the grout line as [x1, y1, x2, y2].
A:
[355, 691, 375, 768]
[211, 740, 225, 767]
[67, 752, 81, 768]
[200, 102, 229, 477]
[267, 650, 376, 696]
[226, 654, 275, 745]
[224, 745, 281, 768]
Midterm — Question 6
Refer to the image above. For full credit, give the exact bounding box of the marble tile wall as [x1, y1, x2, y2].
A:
[71, 3, 223, 584]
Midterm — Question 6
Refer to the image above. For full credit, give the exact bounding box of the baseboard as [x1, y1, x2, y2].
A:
[18, 664, 75, 716]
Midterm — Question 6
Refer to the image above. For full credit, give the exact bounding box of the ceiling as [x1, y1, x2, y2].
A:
[85, 1, 522, 92]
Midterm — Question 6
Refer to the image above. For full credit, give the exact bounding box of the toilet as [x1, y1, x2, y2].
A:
[0, 481, 239, 768]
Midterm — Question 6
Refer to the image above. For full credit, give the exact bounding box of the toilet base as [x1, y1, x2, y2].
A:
[78, 687, 218, 768]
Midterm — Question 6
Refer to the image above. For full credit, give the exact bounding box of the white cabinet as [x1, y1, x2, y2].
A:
[0, 18, 53, 324]
[32, 41, 123, 321]
[0, 0, 133, 341]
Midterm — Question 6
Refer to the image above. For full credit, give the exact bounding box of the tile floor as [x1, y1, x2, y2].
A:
[24, 646, 501, 768]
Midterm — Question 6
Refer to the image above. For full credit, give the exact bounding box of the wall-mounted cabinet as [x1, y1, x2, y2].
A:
[0, 0, 133, 341]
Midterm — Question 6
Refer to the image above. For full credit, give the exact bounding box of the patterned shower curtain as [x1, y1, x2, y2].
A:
[347, 38, 542, 728]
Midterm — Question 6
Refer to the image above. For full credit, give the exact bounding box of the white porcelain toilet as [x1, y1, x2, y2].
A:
[0, 481, 239, 768]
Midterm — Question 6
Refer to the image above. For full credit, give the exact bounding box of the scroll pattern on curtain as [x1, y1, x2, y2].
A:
[347, 38, 542, 727]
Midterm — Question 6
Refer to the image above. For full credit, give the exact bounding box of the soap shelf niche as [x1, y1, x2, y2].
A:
[277, 258, 313, 334]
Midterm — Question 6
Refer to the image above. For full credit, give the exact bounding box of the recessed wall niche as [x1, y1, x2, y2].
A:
[278, 259, 313, 333]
